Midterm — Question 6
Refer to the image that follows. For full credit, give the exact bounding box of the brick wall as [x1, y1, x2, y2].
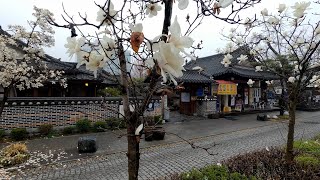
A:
[0, 97, 161, 130]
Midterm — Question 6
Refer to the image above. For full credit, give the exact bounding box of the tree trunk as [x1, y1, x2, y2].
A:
[118, 45, 140, 180]
[285, 98, 297, 163]
[127, 115, 139, 180]
[0, 87, 10, 118]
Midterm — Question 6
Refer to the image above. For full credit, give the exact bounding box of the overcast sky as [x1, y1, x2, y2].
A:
[0, 0, 307, 62]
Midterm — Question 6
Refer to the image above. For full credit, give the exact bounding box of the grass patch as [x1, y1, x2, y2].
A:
[295, 154, 320, 166]
[294, 140, 320, 154]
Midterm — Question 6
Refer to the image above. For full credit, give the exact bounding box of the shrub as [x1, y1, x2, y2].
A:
[229, 172, 250, 180]
[105, 118, 126, 130]
[76, 119, 91, 133]
[295, 154, 320, 166]
[10, 128, 28, 141]
[181, 168, 204, 180]
[93, 121, 107, 132]
[38, 124, 53, 136]
[180, 165, 253, 180]
[201, 165, 229, 180]
[62, 126, 76, 135]
[0, 143, 30, 167]
[154, 115, 162, 125]
[223, 148, 320, 180]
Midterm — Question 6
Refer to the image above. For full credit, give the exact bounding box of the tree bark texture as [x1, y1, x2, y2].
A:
[123, 1, 173, 178]
[0, 87, 9, 118]
[285, 92, 297, 163]
[118, 45, 140, 180]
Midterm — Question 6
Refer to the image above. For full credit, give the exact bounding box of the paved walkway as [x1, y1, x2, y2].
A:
[4, 110, 320, 179]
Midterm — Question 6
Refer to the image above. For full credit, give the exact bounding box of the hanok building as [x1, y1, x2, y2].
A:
[15, 57, 118, 97]
[176, 69, 216, 116]
[185, 47, 277, 113]
[0, 26, 118, 98]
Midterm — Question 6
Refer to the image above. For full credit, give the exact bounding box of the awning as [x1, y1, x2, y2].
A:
[216, 80, 237, 95]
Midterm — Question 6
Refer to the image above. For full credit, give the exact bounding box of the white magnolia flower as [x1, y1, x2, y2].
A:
[315, 26, 320, 35]
[168, 16, 195, 60]
[146, 3, 162, 18]
[265, 80, 274, 85]
[247, 79, 255, 86]
[221, 54, 232, 67]
[255, 66, 262, 72]
[261, 8, 268, 16]
[237, 54, 248, 64]
[155, 41, 185, 85]
[250, 49, 256, 55]
[229, 28, 236, 33]
[86, 52, 105, 78]
[267, 17, 280, 25]
[291, 1, 310, 18]
[96, 2, 118, 26]
[310, 75, 319, 82]
[278, 4, 286, 13]
[177, 0, 189, 10]
[64, 37, 85, 58]
[76, 51, 89, 68]
[223, 42, 235, 53]
[296, 38, 304, 44]
[294, 65, 303, 72]
[288, 76, 296, 83]
[217, 0, 234, 8]
[310, 42, 317, 49]
[235, 37, 244, 45]
[129, 23, 143, 32]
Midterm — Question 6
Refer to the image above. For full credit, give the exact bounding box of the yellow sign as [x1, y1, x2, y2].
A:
[217, 84, 237, 95]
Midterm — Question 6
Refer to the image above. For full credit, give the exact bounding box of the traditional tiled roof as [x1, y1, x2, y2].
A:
[1, 26, 117, 85]
[185, 47, 277, 80]
[177, 69, 215, 83]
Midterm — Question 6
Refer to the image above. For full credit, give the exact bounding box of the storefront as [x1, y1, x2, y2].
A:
[214, 80, 237, 113]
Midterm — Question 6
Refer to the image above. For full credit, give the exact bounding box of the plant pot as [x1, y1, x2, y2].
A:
[153, 126, 165, 140]
[144, 127, 154, 141]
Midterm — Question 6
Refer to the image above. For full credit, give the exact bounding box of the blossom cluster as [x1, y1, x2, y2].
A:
[64, 0, 217, 85]
[0, 7, 66, 93]
[220, 1, 320, 86]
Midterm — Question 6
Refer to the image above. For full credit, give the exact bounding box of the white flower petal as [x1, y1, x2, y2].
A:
[177, 0, 189, 10]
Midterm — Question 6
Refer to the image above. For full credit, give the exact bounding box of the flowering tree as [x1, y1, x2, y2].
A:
[46, 0, 260, 179]
[0, 6, 66, 117]
[222, 1, 320, 162]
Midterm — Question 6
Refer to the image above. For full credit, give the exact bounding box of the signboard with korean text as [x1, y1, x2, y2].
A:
[217, 83, 237, 95]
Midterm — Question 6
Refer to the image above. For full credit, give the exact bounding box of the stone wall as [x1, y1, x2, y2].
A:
[0, 97, 161, 130]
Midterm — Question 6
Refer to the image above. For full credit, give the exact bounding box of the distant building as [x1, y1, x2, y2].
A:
[0, 26, 117, 98]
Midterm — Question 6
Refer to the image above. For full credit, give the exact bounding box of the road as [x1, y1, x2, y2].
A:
[8, 111, 320, 180]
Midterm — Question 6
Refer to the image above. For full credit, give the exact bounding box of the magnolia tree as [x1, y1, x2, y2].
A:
[0, 6, 66, 117]
[46, 0, 260, 179]
[222, 1, 320, 162]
